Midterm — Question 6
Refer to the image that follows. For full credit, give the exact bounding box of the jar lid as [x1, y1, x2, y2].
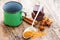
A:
[3, 1, 23, 12]
[33, 5, 40, 11]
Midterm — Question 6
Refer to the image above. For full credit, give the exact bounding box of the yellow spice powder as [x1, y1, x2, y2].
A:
[32, 32, 46, 39]
[24, 31, 46, 39]
[24, 31, 33, 38]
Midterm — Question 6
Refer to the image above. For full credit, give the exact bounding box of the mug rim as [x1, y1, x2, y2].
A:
[5, 1, 23, 7]
[3, 1, 23, 12]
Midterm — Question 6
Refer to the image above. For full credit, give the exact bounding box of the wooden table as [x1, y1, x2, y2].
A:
[0, 19, 59, 40]
[0, 0, 60, 40]
[0, 6, 59, 40]
[0, 21, 25, 40]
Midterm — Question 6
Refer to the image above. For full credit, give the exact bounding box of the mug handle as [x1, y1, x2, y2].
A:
[21, 11, 27, 19]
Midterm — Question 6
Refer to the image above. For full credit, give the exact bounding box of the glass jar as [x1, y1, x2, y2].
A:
[32, 5, 44, 21]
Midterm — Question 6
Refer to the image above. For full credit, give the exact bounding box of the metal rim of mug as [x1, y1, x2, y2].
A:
[3, 1, 23, 12]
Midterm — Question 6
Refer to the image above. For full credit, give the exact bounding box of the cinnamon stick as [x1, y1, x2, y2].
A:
[23, 16, 38, 25]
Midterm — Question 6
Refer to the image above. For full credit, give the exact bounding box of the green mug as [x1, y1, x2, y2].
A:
[3, 1, 26, 27]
